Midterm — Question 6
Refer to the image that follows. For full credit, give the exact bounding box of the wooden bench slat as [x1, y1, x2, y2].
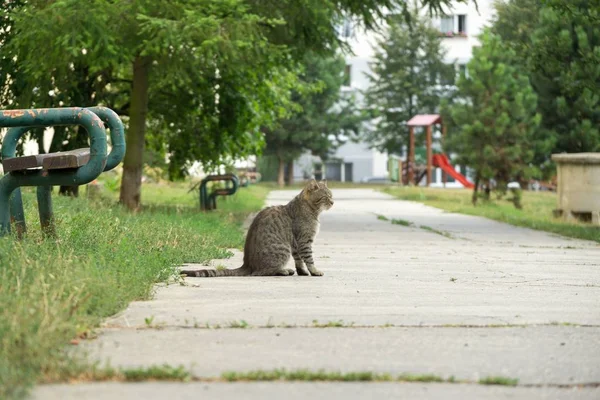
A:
[2, 148, 91, 172]
[42, 148, 90, 170]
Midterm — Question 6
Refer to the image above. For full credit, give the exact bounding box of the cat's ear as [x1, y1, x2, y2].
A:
[307, 179, 319, 191]
[320, 179, 328, 187]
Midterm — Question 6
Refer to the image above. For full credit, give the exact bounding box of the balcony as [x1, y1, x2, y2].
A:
[438, 31, 468, 38]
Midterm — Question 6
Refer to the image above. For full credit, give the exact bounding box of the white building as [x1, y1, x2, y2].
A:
[294, 0, 496, 185]
[435, 0, 496, 67]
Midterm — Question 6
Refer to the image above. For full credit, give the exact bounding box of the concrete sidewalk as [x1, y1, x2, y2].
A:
[34, 189, 600, 399]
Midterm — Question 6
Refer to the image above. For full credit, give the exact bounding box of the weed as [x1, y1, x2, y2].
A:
[479, 376, 519, 386]
[221, 369, 465, 385]
[450, 277, 457, 282]
[549, 321, 579, 327]
[311, 320, 354, 328]
[420, 225, 453, 238]
[144, 316, 155, 327]
[121, 365, 191, 382]
[376, 214, 389, 221]
[397, 373, 444, 383]
[229, 320, 250, 329]
[391, 218, 413, 227]
[44, 363, 192, 384]
[222, 369, 394, 382]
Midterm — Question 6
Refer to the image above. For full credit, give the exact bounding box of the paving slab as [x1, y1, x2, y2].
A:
[107, 190, 600, 329]
[82, 326, 599, 385]
[35, 189, 600, 398]
[32, 382, 600, 400]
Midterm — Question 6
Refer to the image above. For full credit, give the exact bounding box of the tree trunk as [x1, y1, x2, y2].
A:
[471, 173, 480, 206]
[60, 125, 89, 197]
[119, 56, 151, 211]
[286, 160, 294, 186]
[277, 156, 285, 188]
[36, 128, 46, 154]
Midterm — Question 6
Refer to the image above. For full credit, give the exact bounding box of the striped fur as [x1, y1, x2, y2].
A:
[180, 179, 333, 278]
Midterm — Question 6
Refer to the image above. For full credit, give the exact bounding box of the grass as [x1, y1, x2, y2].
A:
[222, 369, 395, 382]
[382, 187, 600, 243]
[378, 214, 454, 238]
[228, 320, 250, 329]
[479, 376, 519, 386]
[41, 363, 520, 387]
[45, 364, 192, 383]
[391, 218, 413, 227]
[221, 369, 519, 386]
[120, 365, 191, 382]
[419, 225, 453, 238]
[0, 181, 269, 400]
[311, 320, 354, 328]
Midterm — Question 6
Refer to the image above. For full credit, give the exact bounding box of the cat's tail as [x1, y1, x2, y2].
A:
[180, 264, 251, 278]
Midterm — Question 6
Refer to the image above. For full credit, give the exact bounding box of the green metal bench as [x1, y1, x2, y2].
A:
[0, 107, 125, 237]
[198, 174, 239, 211]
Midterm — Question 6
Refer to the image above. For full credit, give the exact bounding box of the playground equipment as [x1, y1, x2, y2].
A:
[198, 174, 239, 211]
[551, 153, 600, 225]
[432, 154, 474, 189]
[405, 114, 473, 188]
[0, 107, 125, 237]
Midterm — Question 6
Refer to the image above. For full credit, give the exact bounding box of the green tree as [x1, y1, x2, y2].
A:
[8, 0, 287, 209]
[443, 31, 541, 207]
[490, 0, 554, 177]
[264, 52, 363, 187]
[364, 9, 454, 157]
[6, 0, 466, 209]
[490, 0, 600, 177]
[529, 0, 600, 156]
[490, 0, 540, 63]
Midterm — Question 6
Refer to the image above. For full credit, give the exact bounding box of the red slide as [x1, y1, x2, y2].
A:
[432, 154, 474, 189]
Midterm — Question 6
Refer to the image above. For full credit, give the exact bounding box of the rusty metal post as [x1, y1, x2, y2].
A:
[441, 123, 447, 186]
[426, 125, 432, 186]
[408, 126, 415, 185]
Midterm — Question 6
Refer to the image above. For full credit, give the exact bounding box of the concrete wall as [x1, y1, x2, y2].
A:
[553, 153, 600, 214]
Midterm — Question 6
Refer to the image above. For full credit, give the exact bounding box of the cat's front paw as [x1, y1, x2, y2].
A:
[310, 270, 324, 276]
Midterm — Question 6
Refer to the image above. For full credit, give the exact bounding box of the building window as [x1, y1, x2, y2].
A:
[439, 15, 467, 37]
[457, 15, 467, 34]
[342, 18, 352, 38]
[440, 16, 453, 33]
[343, 64, 352, 87]
[457, 63, 467, 78]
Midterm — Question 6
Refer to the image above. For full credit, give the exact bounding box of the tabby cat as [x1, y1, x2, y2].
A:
[180, 179, 333, 277]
